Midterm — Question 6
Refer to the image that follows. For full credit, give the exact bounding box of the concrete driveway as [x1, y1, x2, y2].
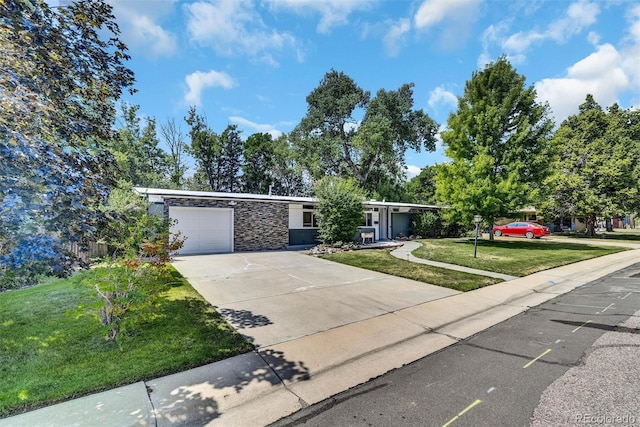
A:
[171, 250, 460, 348]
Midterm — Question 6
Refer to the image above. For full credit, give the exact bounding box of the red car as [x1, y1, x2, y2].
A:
[493, 222, 550, 239]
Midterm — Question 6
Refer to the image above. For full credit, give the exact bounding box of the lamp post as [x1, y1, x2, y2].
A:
[473, 215, 482, 258]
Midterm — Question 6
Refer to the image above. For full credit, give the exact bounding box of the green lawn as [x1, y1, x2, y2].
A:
[553, 229, 640, 242]
[320, 249, 502, 292]
[0, 265, 252, 417]
[412, 238, 628, 277]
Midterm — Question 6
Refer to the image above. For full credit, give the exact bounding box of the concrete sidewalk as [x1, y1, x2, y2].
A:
[390, 240, 517, 281]
[2, 248, 639, 427]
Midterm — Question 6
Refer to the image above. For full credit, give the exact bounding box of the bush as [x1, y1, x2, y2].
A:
[314, 177, 365, 245]
[410, 211, 467, 238]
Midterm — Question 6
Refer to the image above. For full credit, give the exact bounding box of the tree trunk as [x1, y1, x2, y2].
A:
[586, 214, 597, 237]
[605, 218, 613, 232]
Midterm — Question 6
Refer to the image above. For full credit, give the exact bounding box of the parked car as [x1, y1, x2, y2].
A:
[493, 222, 550, 239]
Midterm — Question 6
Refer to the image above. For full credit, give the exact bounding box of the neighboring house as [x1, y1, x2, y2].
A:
[134, 187, 439, 255]
[511, 207, 586, 232]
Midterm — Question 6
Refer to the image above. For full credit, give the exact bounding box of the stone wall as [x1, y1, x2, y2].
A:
[163, 198, 289, 252]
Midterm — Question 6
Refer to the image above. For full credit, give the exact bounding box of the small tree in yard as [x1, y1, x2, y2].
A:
[314, 177, 365, 245]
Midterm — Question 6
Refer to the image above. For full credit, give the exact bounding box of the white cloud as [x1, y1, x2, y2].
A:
[413, 0, 482, 49]
[501, 0, 600, 55]
[184, 0, 297, 64]
[535, 44, 632, 123]
[405, 164, 422, 179]
[265, 0, 373, 34]
[229, 116, 283, 139]
[428, 86, 458, 110]
[383, 18, 411, 57]
[414, 0, 481, 29]
[184, 70, 236, 106]
[110, 0, 177, 57]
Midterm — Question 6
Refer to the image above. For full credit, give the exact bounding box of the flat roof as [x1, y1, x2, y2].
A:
[133, 187, 440, 210]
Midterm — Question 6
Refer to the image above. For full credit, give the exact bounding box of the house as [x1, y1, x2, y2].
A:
[134, 187, 439, 255]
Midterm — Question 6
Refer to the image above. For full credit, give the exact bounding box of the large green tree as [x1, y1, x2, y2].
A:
[436, 57, 554, 238]
[540, 95, 640, 236]
[406, 165, 438, 204]
[242, 133, 309, 196]
[219, 125, 244, 193]
[291, 70, 438, 194]
[242, 132, 279, 194]
[0, 0, 134, 282]
[185, 108, 243, 192]
[109, 103, 169, 188]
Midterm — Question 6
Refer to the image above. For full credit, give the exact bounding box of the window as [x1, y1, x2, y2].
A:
[303, 211, 318, 227]
[362, 212, 373, 227]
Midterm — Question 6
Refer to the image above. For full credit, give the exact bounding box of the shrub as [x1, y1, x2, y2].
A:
[314, 177, 365, 245]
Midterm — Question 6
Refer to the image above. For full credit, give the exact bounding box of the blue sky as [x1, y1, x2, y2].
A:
[102, 0, 639, 177]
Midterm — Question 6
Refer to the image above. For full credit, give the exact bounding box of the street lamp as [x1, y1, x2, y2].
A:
[473, 215, 482, 258]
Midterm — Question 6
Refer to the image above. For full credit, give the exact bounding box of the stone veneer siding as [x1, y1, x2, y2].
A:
[163, 197, 289, 252]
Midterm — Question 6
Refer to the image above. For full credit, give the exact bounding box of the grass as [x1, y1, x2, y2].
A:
[0, 265, 252, 417]
[320, 249, 502, 292]
[412, 238, 628, 277]
[553, 229, 640, 242]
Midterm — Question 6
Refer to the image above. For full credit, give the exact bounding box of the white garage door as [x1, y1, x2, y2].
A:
[169, 207, 233, 255]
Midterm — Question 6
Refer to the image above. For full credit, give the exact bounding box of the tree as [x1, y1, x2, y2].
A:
[243, 133, 277, 194]
[242, 133, 309, 196]
[406, 165, 438, 204]
[540, 96, 640, 236]
[160, 118, 189, 188]
[110, 103, 169, 187]
[436, 57, 554, 239]
[185, 107, 222, 191]
[0, 0, 134, 284]
[270, 135, 310, 196]
[185, 108, 243, 192]
[314, 177, 365, 245]
[291, 70, 438, 193]
[219, 125, 244, 192]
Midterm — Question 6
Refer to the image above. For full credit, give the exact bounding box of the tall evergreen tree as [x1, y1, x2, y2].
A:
[219, 125, 243, 193]
[436, 57, 554, 239]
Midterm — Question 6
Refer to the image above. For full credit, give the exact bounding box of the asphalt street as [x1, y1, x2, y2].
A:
[270, 263, 640, 427]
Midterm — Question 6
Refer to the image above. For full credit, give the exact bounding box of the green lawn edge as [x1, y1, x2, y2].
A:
[411, 238, 628, 277]
[320, 249, 502, 292]
[0, 265, 253, 417]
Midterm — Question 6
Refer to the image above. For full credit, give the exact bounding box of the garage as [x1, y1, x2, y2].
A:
[169, 206, 233, 255]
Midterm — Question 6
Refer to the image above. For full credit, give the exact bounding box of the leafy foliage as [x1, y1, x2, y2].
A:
[292, 69, 438, 193]
[314, 177, 365, 244]
[0, 0, 135, 281]
[109, 104, 170, 188]
[540, 96, 640, 236]
[406, 165, 437, 204]
[185, 107, 244, 192]
[436, 57, 553, 238]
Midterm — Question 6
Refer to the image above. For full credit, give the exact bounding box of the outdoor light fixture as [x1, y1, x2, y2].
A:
[228, 201, 237, 206]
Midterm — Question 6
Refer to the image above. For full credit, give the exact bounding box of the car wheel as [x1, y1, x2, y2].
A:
[526, 231, 534, 239]
[494, 230, 502, 237]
